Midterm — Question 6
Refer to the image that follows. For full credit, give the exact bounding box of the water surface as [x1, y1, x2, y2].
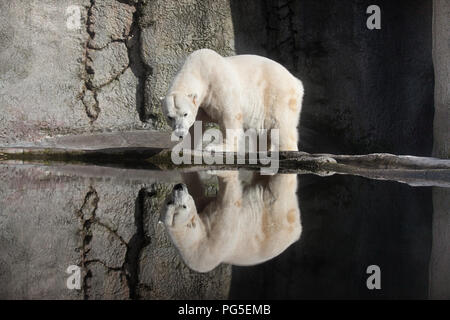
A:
[0, 163, 447, 299]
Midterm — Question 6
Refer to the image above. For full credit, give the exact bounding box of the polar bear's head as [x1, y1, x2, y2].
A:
[162, 93, 198, 139]
[161, 183, 215, 271]
[161, 183, 198, 227]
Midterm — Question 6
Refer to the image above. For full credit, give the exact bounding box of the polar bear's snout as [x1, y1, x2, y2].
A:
[162, 93, 197, 139]
[173, 183, 184, 191]
[161, 183, 198, 227]
[173, 122, 189, 139]
[172, 183, 187, 201]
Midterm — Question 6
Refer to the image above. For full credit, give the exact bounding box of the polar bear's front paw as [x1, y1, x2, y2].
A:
[314, 170, 336, 177]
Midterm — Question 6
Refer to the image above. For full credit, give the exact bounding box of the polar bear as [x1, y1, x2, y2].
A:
[162, 49, 303, 151]
[160, 172, 301, 273]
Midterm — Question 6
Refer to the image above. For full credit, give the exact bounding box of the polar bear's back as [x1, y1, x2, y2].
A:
[225, 54, 303, 130]
[225, 54, 301, 88]
[224, 174, 301, 266]
[183, 50, 303, 116]
[180, 49, 303, 150]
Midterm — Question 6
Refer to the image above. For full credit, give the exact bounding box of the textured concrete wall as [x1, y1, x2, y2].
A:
[429, 0, 450, 300]
[432, 0, 449, 159]
[0, 0, 151, 146]
[0, 0, 437, 152]
[139, 0, 235, 127]
[0, 0, 235, 145]
[0, 0, 90, 145]
[0, 165, 230, 299]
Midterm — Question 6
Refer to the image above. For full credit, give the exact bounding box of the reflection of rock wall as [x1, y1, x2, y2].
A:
[230, 174, 432, 299]
[430, 187, 450, 299]
[139, 184, 231, 299]
[0, 165, 230, 299]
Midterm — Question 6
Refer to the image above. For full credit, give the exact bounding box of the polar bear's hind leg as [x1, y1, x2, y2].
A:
[277, 126, 299, 151]
[274, 86, 302, 151]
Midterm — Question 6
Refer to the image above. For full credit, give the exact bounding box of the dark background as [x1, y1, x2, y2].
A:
[228, 0, 434, 299]
[230, 0, 434, 155]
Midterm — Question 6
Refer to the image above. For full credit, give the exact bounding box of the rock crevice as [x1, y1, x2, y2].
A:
[80, 0, 150, 125]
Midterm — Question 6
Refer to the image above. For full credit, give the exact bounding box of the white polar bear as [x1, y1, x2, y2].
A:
[162, 49, 304, 151]
[161, 172, 301, 273]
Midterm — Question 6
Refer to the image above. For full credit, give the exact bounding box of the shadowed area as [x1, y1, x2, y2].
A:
[230, 174, 432, 299]
[230, 0, 434, 156]
[228, 0, 436, 299]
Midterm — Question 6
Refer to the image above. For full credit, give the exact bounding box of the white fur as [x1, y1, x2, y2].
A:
[162, 49, 304, 151]
[161, 172, 301, 272]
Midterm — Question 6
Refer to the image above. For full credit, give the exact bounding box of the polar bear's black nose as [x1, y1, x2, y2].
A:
[174, 183, 184, 191]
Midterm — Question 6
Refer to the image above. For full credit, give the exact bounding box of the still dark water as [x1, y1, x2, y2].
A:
[231, 173, 432, 299]
[0, 164, 447, 299]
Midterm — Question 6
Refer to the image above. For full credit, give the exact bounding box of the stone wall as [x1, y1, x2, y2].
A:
[429, 0, 450, 300]
[0, 0, 235, 145]
[432, 0, 449, 159]
[0, 0, 147, 146]
[139, 0, 235, 127]
[230, 0, 435, 156]
[0, 0, 441, 158]
[0, 0, 441, 154]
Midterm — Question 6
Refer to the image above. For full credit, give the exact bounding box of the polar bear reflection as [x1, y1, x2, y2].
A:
[161, 172, 301, 273]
